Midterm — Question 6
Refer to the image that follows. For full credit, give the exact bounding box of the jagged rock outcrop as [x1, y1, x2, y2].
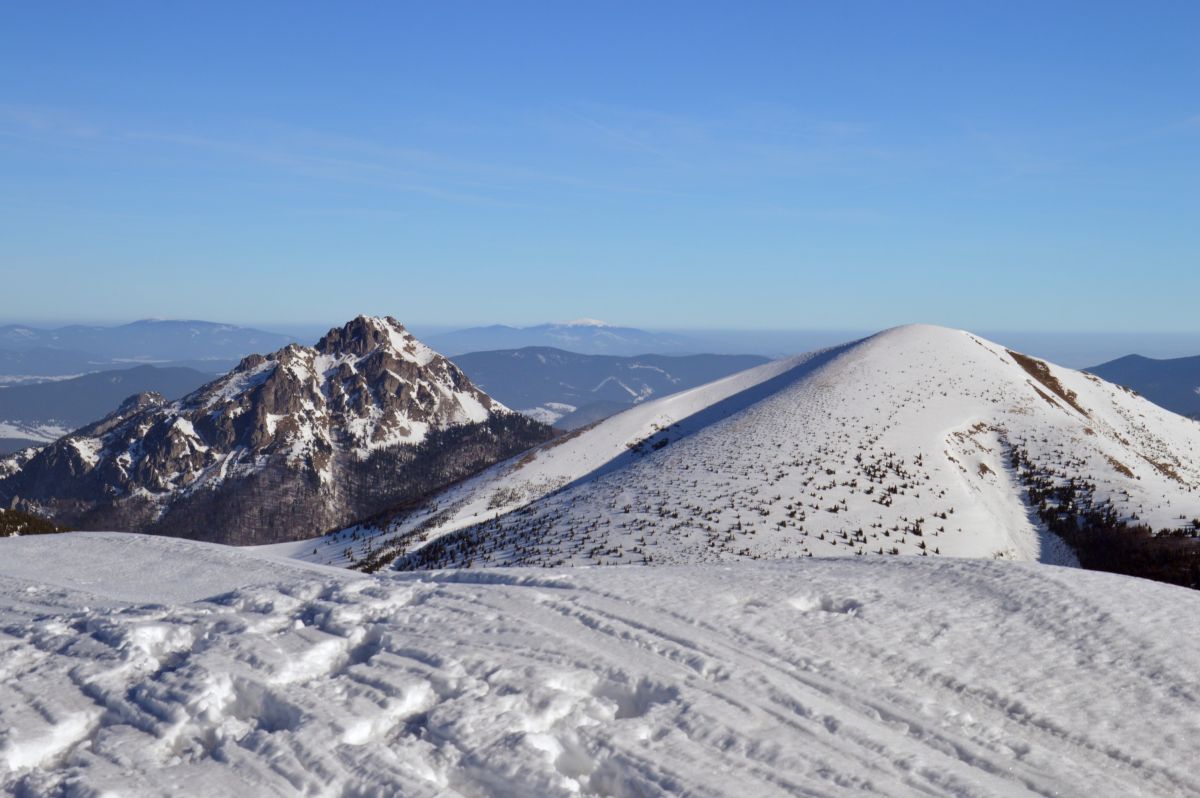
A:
[0, 317, 555, 544]
[0, 446, 40, 482]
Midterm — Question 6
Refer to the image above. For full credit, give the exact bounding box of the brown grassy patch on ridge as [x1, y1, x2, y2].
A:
[1007, 349, 1089, 416]
[1106, 455, 1134, 479]
[1139, 454, 1185, 484]
[1030, 385, 1061, 409]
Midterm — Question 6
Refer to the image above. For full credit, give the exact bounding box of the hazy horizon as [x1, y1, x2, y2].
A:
[4, 314, 1200, 369]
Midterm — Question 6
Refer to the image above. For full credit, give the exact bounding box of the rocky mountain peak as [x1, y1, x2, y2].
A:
[0, 315, 555, 544]
[315, 315, 432, 363]
[117, 391, 166, 414]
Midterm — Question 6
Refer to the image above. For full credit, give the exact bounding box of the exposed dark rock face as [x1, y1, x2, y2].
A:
[0, 317, 555, 544]
[0, 446, 41, 481]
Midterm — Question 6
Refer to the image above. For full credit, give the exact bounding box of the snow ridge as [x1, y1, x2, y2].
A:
[302, 325, 1200, 570]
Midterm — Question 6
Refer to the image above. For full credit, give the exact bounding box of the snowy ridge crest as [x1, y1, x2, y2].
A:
[312, 324, 1200, 571]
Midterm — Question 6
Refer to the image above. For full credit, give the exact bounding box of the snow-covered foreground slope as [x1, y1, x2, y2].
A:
[0, 532, 351, 603]
[2, 533, 1199, 796]
[283, 325, 1200, 571]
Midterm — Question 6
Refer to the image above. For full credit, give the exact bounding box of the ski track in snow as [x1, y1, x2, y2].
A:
[2, 534, 1199, 797]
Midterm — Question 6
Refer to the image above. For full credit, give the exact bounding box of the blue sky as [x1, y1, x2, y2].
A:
[1, 1, 1197, 332]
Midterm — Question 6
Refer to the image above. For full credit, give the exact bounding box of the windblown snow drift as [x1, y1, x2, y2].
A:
[1, 532, 1198, 796]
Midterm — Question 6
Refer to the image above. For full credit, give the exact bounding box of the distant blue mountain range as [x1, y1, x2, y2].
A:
[426, 320, 707, 357]
[452, 347, 769, 428]
[1087, 354, 1200, 420]
[0, 319, 295, 363]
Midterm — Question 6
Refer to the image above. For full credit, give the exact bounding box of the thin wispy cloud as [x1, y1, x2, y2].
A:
[0, 106, 555, 208]
[0, 101, 907, 212]
[550, 101, 888, 180]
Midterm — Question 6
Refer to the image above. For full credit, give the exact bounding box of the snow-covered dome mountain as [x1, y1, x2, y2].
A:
[0, 316, 554, 544]
[306, 324, 1200, 573]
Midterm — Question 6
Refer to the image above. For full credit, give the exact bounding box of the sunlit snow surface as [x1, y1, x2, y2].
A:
[0, 421, 69, 444]
[280, 325, 1200, 571]
[2, 533, 1198, 796]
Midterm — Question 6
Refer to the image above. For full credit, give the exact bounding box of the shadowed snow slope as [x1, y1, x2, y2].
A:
[283, 325, 1200, 570]
[1, 533, 1198, 796]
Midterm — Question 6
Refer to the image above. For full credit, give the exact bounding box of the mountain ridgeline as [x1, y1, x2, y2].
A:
[0, 317, 554, 544]
[0, 319, 296, 363]
[452, 347, 770, 427]
[426, 320, 704, 357]
[313, 326, 1200, 586]
[0, 365, 212, 427]
[1086, 353, 1200, 421]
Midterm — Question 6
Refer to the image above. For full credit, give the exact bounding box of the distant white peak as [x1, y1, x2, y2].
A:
[560, 318, 612, 328]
